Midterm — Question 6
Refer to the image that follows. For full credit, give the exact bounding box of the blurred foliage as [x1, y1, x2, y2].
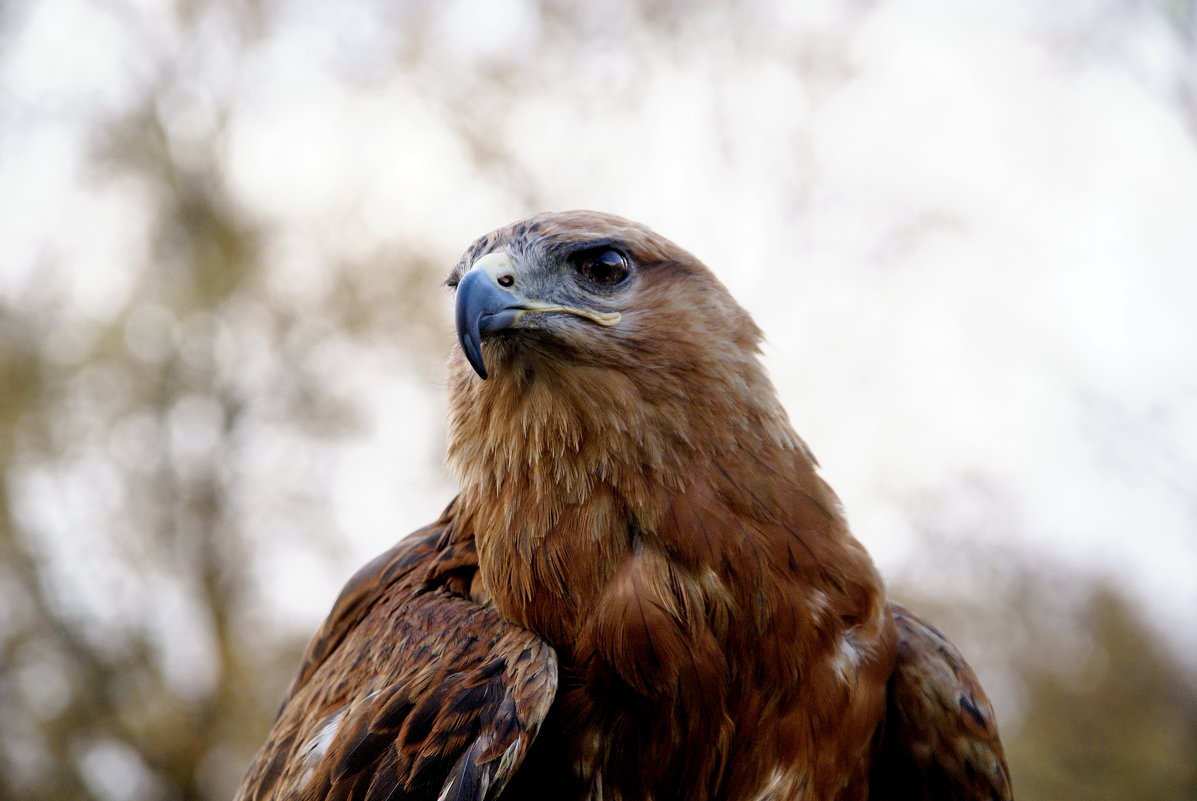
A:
[891, 530, 1197, 801]
[0, 2, 449, 796]
[1009, 587, 1197, 800]
[1, 1, 1195, 800]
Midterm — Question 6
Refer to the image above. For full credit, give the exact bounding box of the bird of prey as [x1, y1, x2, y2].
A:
[236, 211, 1012, 801]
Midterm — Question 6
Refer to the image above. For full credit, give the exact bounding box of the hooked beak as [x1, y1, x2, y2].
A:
[454, 256, 520, 380]
[454, 252, 621, 379]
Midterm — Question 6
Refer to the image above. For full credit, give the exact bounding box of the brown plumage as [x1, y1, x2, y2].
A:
[236, 211, 1011, 801]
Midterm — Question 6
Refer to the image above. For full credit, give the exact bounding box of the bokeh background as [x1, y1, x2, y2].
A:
[2, 0, 1196, 798]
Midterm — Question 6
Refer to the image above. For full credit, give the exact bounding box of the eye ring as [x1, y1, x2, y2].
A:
[572, 247, 630, 288]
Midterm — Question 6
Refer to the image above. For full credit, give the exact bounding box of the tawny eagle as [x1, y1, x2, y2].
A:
[236, 211, 1012, 801]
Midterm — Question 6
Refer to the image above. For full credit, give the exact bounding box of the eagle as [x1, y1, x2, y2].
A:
[236, 211, 1012, 801]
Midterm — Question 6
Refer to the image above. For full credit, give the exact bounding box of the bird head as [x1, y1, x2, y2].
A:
[444, 210, 801, 511]
[447, 210, 761, 383]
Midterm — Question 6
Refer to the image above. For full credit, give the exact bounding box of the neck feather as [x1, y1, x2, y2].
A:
[445, 345, 822, 641]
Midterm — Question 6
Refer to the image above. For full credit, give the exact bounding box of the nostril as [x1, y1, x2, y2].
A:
[497, 274, 515, 288]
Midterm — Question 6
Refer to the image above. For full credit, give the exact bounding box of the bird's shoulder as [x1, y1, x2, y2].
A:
[870, 602, 1013, 801]
[236, 509, 559, 801]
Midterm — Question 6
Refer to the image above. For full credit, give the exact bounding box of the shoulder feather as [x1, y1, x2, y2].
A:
[870, 603, 1012, 801]
[236, 515, 558, 801]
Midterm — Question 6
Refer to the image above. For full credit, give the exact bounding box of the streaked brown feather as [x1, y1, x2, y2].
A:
[870, 604, 1013, 801]
[235, 516, 557, 801]
[238, 210, 1011, 801]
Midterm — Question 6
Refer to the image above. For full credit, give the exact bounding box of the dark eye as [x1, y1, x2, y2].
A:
[573, 248, 630, 287]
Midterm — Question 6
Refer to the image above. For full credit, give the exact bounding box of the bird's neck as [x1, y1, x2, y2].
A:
[445, 353, 858, 646]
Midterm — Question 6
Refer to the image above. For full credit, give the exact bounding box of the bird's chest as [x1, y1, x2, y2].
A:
[510, 683, 724, 801]
[514, 683, 833, 801]
[507, 605, 886, 801]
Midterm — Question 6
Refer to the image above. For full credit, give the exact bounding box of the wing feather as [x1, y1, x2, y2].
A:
[870, 603, 1012, 801]
[236, 518, 558, 801]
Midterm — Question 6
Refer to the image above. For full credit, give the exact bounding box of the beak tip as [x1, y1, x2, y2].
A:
[467, 353, 490, 380]
[458, 323, 490, 380]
